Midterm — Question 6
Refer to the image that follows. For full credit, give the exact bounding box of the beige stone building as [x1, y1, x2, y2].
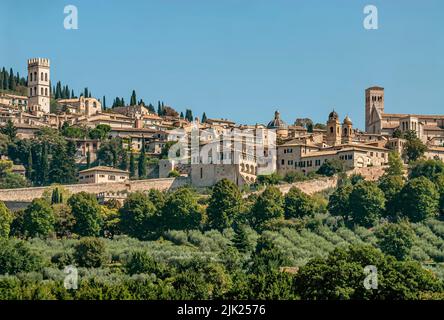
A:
[28, 58, 50, 114]
[78, 166, 129, 184]
[57, 96, 102, 116]
[365, 86, 444, 145]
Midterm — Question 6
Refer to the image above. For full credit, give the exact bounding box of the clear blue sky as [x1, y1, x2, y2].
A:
[1, 0, 443, 129]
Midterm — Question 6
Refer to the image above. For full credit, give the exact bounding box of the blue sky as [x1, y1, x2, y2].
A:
[1, 0, 443, 129]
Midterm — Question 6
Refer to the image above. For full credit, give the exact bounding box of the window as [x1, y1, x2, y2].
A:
[41, 72, 43, 81]
[108, 175, 116, 181]
[281, 159, 285, 165]
[45, 73, 48, 81]
[315, 159, 321, 166]
[30, 73, 32, 81]
[45, 88, 48, 96]
[200, 167, 203, 179]
[41, 88, 44, 95]
[330, 127, 333, 133]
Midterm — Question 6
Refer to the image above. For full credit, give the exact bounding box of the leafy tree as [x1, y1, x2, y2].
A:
[385, 151, 404, 176]
[409, 159, 444, 181]
[68, 192, 102, 236]
[250, 234, 291, 274]
[434, 173, 444, 213]
[0, 120, 17, 140]
[378, 175, 404, 218]
[74, 237, 108, 268]
[0, 160, 28, 189]
[375, 222, 415, 260]
[251, 186, 284, 229]
[89, 124, 111, 140]
[167, 170, 180, 178]
[23, 199, 55, 238]
[327, 183, 352, 219]
[97, 137, 122, 167]
[125, 251, 167, 277]
[207, 179, 243, 230]
[0, 201, 13, 238]
[256, 173, 282, 185]
[294, 244, 442, 300]
[399, 176, 439, 222]
[161, 188, 203, 230]
[284, 187, 315, 219]
[0, 239, 43, 275]
[349, 181, 385, 227]
[317, 159, 345, 176]
[403, 134, 427, 163]
[147, 189, 166, 211]
[119, 192, 158, 239]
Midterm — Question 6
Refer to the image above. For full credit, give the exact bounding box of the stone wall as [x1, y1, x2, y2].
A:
[0, 177, 189, 203]
[278, 176, 339, 195]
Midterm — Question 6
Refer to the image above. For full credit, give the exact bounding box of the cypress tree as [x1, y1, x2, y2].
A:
[40, 143, 49, 186]
[137, 140, 147, 179]
[9, 68, 15, 91]
[130, 90, 137, 106]
[26, 150, 33, 181]
[71, 89, 75, 99]
[86, 150, 91, 168]
[102, 96, 106, 109]
[202, 112, 207, 123]
[129, 151, 136, 179]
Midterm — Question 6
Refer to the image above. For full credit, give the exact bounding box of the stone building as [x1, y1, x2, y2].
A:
[365, 86, 444, 144]
[57, 96, 102, 116]
[27, 58, 50, 114]
[78, 166, 129, 184]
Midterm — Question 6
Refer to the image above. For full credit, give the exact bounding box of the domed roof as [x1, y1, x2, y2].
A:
[343, 115, 352, 125]
[328, 110, 338, 119]
[267, 110, 287, 129]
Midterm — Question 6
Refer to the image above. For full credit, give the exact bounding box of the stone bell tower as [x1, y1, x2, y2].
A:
[28, 58, 51, 114]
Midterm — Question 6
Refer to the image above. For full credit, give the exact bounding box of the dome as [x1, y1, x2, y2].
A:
[328, 110, 338, 120]
[343, 115, 352, 125]
[267, 110, 287, 129]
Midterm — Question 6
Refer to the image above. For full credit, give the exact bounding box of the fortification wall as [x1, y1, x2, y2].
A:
[0, 177, 189, 203]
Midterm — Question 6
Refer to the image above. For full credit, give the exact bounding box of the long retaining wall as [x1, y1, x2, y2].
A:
[0, 177, 190, 203]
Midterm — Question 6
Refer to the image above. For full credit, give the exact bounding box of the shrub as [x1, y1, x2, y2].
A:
[74, 237, 108, 268]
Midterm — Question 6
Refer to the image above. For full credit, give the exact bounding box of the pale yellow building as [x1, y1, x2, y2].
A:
[78, 166, 129, 184]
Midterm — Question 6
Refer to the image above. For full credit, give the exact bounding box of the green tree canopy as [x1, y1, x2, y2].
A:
[0, 201, 13, 238]
[68, 192, 102, 236]
[23, 198, 55, 238]
[207, 179, 243, 230]
[284, 186, 315, 219]
[251, 186, 284, 229]
[119, 192, 158, 239]
[349, 181, 385, 227]
[375, 222, 415, 260]
[399, 176, 440, 222]
[161, 188, 204, 230]
[73, 237, 108, 268]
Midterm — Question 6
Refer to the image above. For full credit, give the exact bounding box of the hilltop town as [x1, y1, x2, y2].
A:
[1, 58, 444, 202]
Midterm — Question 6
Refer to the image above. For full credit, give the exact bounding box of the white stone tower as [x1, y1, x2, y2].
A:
[28, 58, 50, 114]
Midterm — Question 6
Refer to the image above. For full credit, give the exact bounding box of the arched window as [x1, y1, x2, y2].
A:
[45, 73, 48, 81]
[29, 88, 32, 96]
[30, 73, 32, 82]
[330, 127, 333, 133]
[34, 72, 37, 81]
[45, 88, 48, 96]
[41, 87, 44, 95]
[344, 128, 348, 135]
[34, 87, 37, 95]
[41, 72, 43, 81]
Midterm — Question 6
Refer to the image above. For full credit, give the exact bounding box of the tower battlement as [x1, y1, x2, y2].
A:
[27, 58, 50, 68]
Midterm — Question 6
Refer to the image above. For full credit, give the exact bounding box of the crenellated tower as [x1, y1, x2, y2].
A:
[28, 58, 51, 114]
